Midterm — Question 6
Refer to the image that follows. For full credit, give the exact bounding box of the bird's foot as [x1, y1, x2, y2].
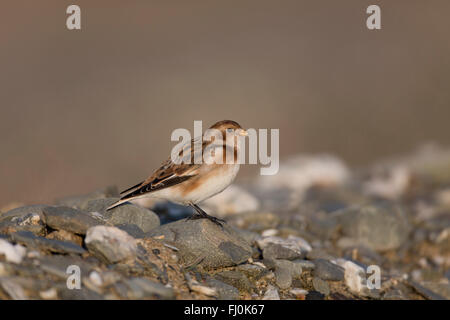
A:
[186, 213, 225, 227]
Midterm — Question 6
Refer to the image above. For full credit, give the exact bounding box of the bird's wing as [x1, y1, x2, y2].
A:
[118, 135, 208, 201]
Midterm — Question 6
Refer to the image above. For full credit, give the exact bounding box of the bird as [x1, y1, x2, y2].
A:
[107, 120, 248, 226]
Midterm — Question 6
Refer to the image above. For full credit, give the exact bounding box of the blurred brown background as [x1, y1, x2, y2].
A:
[1, 0, 450, 207]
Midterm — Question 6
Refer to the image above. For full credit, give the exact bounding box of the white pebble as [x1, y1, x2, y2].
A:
[336, 259, 366, 294]
[262, 285, 280, 300]
[0, 239, 26, 264]
[39, 288, 58, 300]
[261, 229, 278, 237]
[89, 271, 103, 287]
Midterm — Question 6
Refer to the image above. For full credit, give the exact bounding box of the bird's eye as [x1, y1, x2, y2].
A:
[226, 128, 233, 133]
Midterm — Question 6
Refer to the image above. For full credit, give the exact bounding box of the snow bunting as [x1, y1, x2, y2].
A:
[107, 120, 248, 225]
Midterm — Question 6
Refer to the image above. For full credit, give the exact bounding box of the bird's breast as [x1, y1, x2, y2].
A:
[180, 163, 240, 203]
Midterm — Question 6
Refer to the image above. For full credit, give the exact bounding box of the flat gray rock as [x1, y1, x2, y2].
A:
[85, 198, 160, 233]
[9, 231, 86, 255]
[235, 263, 267, 280]
[257, 235, 311, 261]
[313, 259, 345, 281]
[116, 224, 147, 238]
[312, 277, 330, 296]
[408, 280, 449, 300]
[205, 278, 239, 300]
[213, 270, 253, 292]
[147, 219, 252, 269]
[43, 206, 102, 235]
[338, 202, 411, 251]
[0, 205, 47, 236]
[262, 243, 304, 260]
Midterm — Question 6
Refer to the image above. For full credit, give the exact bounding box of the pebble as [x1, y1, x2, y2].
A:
[273, 260, 294, 289]
[0, 205, 47, 236]
[43, 206, 102, 235]
[338, 202, 411, 251]
[312, 277, 330, 296]
[214, 271, 253, 292]
[10, 231, 86, 255]
[335, 259, 367, 295]
[306, 290, 325, 300]
[85, 226, 137, 264]
[0, 239, 26, 264]
[116, 224, 147, 239]
[0, 205, 47, 221]
[205, 279, 240, 300]
[147, 219, 252, 269]
[185, 274, 217, 297]
[408, 280, 449, 300]
[39, 288, 58, 300]
[313, 259, 345, 281]
[89, 271, 103, 287]
[290, 288, 308, 299]
[235, 263, 267, 280]
[230, 212, 280, 232]
[85, 198, 160, 233]
[123, 277, 175, 300]
[306, 248, 336, 261]
[257, 235, 311, 261]
[263, 243, 302, 260]
[46, 230, 83, 246]
[262, 285, 280, 300]
[292, 259, 315, 271]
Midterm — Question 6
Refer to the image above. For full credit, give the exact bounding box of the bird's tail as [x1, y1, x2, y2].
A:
[106, 198, 131, 211]
[107, 181, 146, 210]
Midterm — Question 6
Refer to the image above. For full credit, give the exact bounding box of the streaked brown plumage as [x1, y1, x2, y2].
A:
[107, 120, 247, 225]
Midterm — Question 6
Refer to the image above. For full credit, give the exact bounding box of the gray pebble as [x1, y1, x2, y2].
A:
[312, 277, 330, 296]
[292, 259, 315, 271]
[338, 202, 411, 251]
[235, 263, 267, 280]
[263, 243, 304, 260]
[43, 206, 102, 235]
[10, 231, 86, 255]
[86, 199, 160, 233]
[147, 219, 251, 269]
[0, 205, 47, 236]
[313, 259, 345, 281]
[274, 261, 293, 289]
[214, 271, 253, 292]
[205, 279, 240, 300]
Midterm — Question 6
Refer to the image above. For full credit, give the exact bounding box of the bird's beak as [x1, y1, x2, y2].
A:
[239, 129, 248, 136]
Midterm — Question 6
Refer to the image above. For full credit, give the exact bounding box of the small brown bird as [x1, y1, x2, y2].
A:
[107, 120, 248, 225]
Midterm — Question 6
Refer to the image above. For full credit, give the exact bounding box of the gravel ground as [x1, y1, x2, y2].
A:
[0, 145, 449, 300]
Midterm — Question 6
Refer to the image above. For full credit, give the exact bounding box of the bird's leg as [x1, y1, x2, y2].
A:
[187, 203, 226, 227]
